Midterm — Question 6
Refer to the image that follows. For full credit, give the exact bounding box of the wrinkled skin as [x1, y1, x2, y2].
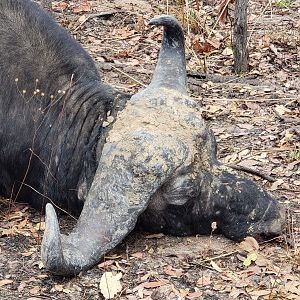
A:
[0, 1, 285, 276]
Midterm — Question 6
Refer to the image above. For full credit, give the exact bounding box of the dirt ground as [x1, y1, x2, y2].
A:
[0, 0, 299, 299]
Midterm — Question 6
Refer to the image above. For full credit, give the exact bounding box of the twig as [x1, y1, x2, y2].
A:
[247, 1, 272, 44]
[273, 107, 287, 122]
[22, 182, 77, 220]
[227, 164, 277, 182]
[208, 77, 245, 89]
[74, 11, 116, 32]
[196, 250, 239, 264]
[111, 66, 146, 87]
[203, 97, 299, 102]
[185, 0, 191, 37]
[190, 262, 218, 271]
[28, 148, 57, 181]
[111, 33, 142, 41]
[208, 0, 232, 39]
[190, 46, 204, 70]
[260, 147, 293, 152]
[187, 71, 264, 85]
[259, 236, 285, 245]
[273, 108, 300, 124]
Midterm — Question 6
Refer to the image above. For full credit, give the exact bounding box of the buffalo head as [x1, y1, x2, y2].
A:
[41, 16, 285, 275]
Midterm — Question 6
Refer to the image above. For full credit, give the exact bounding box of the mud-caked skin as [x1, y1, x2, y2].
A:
[0, 1, 285, 276]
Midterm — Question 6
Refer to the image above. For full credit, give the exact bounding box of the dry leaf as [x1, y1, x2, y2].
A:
[34, 221, 45, 231]
[223, 152, 238, 163]
[187, 290, 203, 299]
[140, 273, 151, 281]
[52, 1, 68, 11]
[100, 272, 122, 299]
[132, 282, 145, 292]
[239, 237, 259, 252]
[78, 15, 87, 24]
[218, 0, 233, 24]
[238, 159, 259, 168]
[248, 289, 270, 300]
[21, 251, 34, 257]
[116, 50, 129, 58]
[211, 221, 217, 232]
[207, 38, 221, 49]
[193, 40, 215, 54]
[229, 287, 247, 298]
[269, 44, 278, 55]
[125, 59, 140, 66]
[270, 179, 284, 191]
[196, 275, 211, 286]
[245, 102, 260, 110]
[145, 233, 164, 239]
[18, 281, 26, 292]
[0, 279, 13, 287]
[285, 282, 300, 296]
[29, 286, 40, 295]
[131, 252, 143, 259]
[143, 281, 165, 289]
[164, 265, 183, 278]
[243, 251, 257, 267]
[255, 254, 269, 267]
[222, 47, 233, 56]
[237, 124, 254, 130]
[279, 131, 294, 145]
[210, 261, 222, 272]
[245, 237, 259, 251]
[72, 1, 91, 13]
[274, 105, 290, 116]
[38, 261, 44, 269]
[98, 260, 114, 268]
[205, 105, 223, 114]
[135, 16, 145, 32]
[54, 284, 64, 292]
[179, 288, 189, 298]
[0, 228, 16, 237]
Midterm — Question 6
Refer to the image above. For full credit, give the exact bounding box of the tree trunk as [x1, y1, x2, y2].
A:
[233, 0, 249, 74]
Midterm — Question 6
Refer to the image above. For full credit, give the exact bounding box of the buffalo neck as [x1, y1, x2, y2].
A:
[21, 79, 130, 214]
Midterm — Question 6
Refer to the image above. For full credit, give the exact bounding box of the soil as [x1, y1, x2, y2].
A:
[0, 0, 299, 299]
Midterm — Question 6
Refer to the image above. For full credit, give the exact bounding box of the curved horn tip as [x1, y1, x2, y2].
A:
[149, 15, 182, 28]
[44, 203, 59, 230]
[41, 203, 65, 274]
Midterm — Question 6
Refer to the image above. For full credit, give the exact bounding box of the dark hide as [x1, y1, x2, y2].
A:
[139, 170, 283, 241]
[0, 1, 285, 275]
[0, 0, 128, 213]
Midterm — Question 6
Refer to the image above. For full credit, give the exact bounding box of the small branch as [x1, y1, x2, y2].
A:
[22, 182, 77, 220]
[227, 164, 276, 182]
[187, 71, 260, 85]
[200, 250, 239, 263]
[273, 108, 300, 125]
[260, 147, 295, 152]
[202, 97, 299, 103]
[247, 1, 272, 44]
[208, 0, 232, 39]
[74, 11, 116, 32]
[111, 66, 147, 87]
[191, 250, 239, 267]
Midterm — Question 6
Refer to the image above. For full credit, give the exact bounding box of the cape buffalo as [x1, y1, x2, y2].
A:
[0, 0, 285, 276]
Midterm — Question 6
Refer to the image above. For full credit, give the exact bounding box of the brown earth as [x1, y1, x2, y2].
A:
[0, 0, 299, 299]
